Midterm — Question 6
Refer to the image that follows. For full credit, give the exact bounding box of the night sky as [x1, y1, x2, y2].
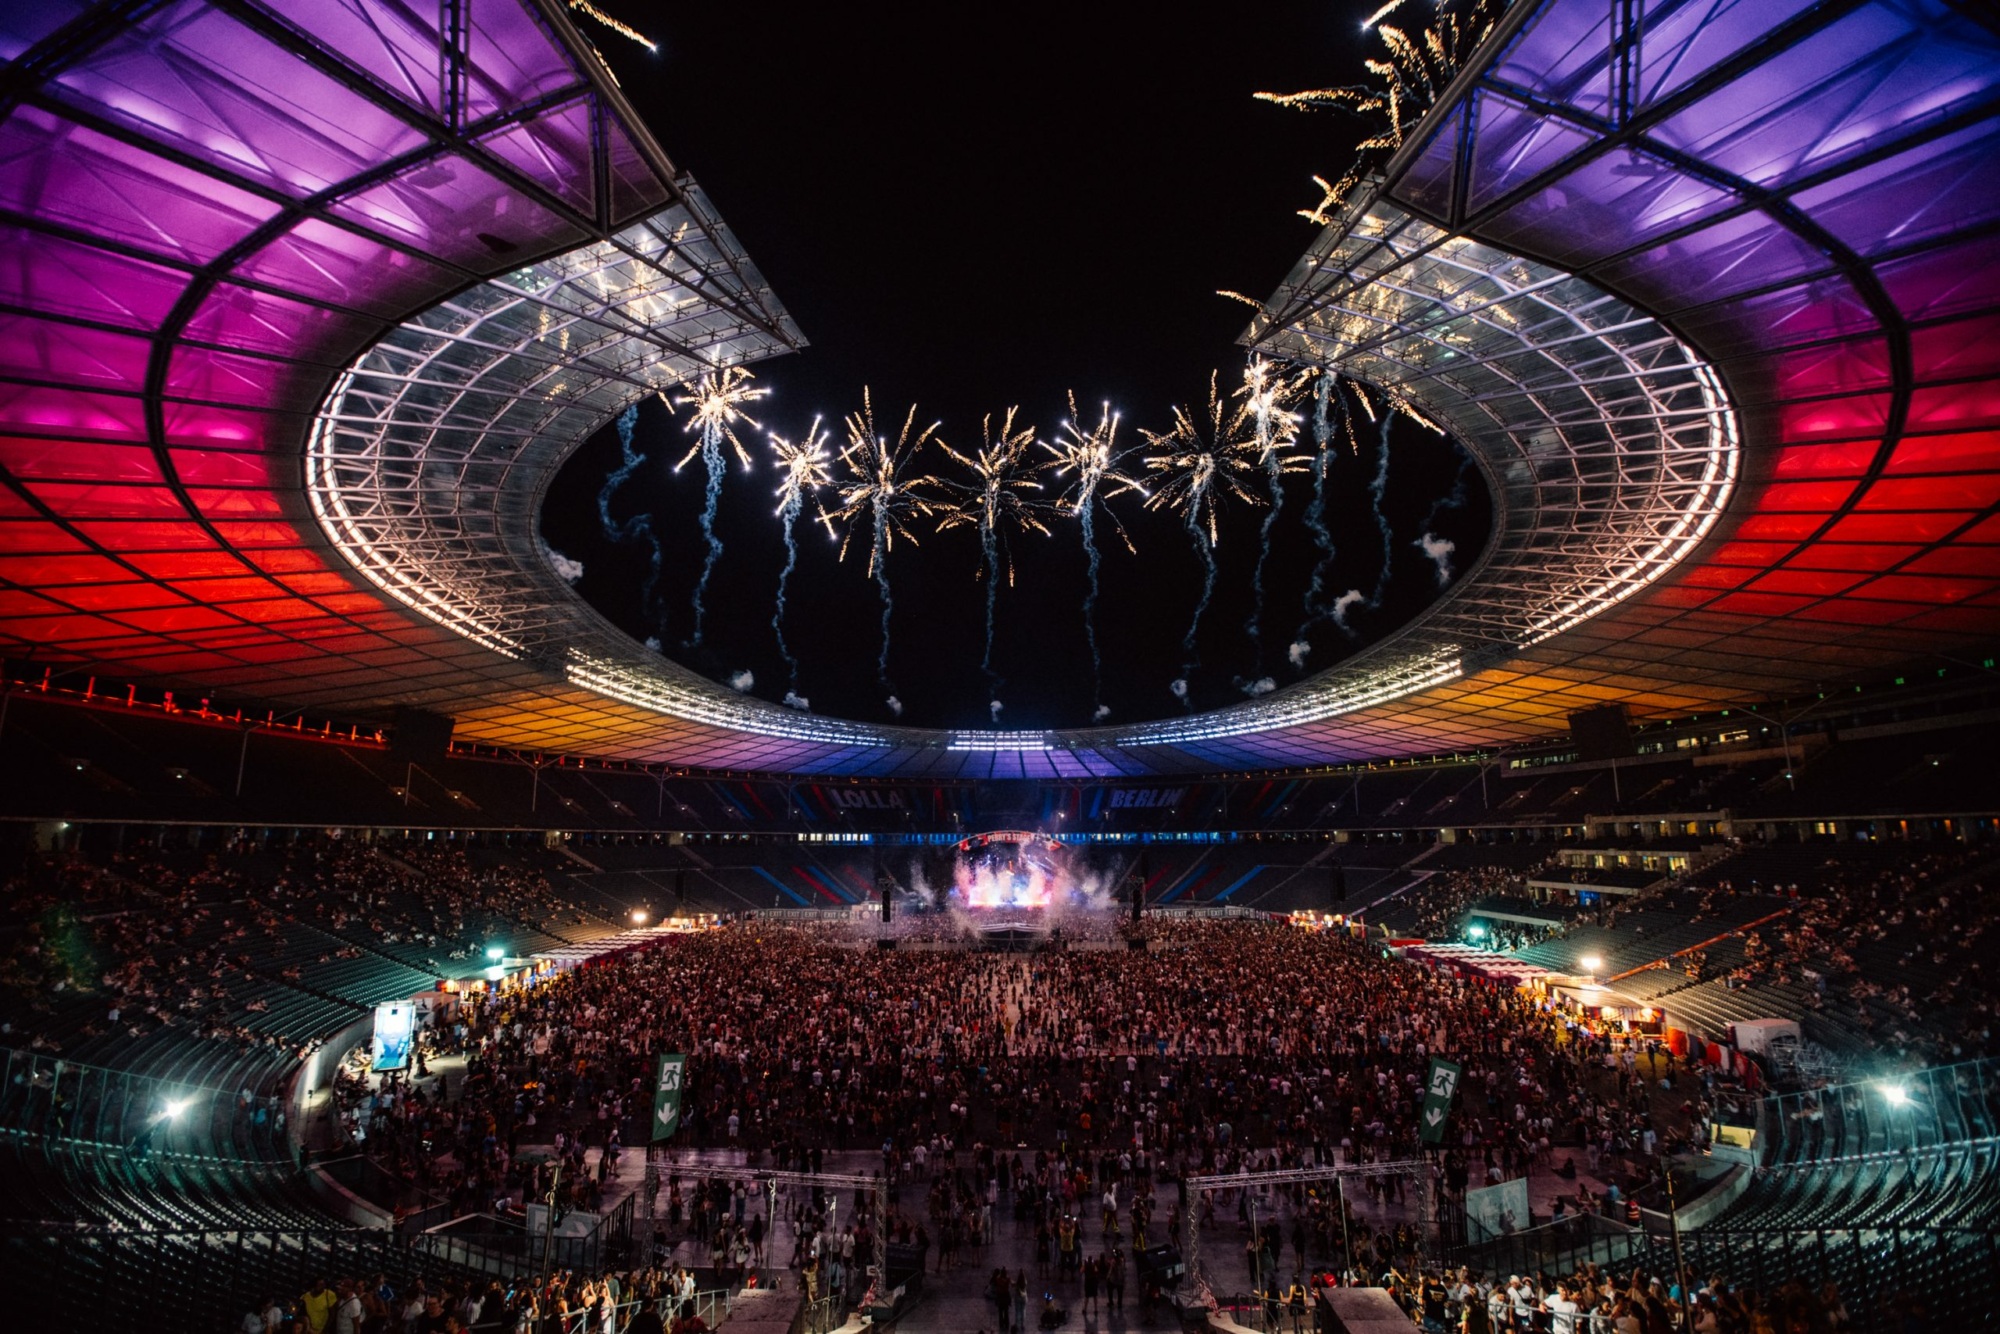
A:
[539, 2, 1488, 731]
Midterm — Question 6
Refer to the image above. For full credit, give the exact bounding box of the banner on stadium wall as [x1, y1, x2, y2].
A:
[371, 1002, 414, 1073]
[652, 1053, 687, 1142]
[1418, 1056, 1462, 1144]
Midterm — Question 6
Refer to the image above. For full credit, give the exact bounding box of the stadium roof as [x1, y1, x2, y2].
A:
[1, 0, 1996, 779]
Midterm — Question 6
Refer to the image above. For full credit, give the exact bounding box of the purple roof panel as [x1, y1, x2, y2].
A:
[329, 152, 588, 266]
[1792, 120, 2000, 258]
[0, 312, 150, 392]
[1491, 0, 1614, 117]
[232, 217, 464, 317]
[56, 2, 431, 197]
[0, 105, 283, 264]
[1649, 2, 1997, 192]
[464, 0, 580, 119]
[604, 117, 672, 225]
[480, 97, 597, 217]
[1395, 105, 1462, 218]
[1463, 91, 1596, 215]
[1629, 0, 1823, 110]
[0, 227, 191, 330]
[259, 0, 441, 115]
[181, 283, 383, 359]
[1481, 147, 1735, 268]
[1593, 209, 1832, 314]
[1876, 231, 2000, 323]
[0, 2, 89, 61]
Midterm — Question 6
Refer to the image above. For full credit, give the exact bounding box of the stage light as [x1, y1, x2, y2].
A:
[631, 909, 649, 924]
[1881, 1083, 1910, 1107]
[1466, 924, 1485, 941]
[486, 945, 504, 960]
[1580, 954, 1602, 973]
[164, 1098, 189, 1119]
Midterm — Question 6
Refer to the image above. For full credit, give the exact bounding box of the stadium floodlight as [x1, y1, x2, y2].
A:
[631, 909, 649, 924]
[486, 945, 504, 961]
[1881, 1083, 1911, 1107]
[1466, 924, 1486, 941]
[164, 1098, 189, 1119]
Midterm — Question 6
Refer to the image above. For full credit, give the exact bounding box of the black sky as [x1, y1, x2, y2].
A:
[540, 1, 1487, 730]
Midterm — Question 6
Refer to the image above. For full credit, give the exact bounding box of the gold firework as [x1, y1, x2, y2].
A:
[1044, 394, 1147, 553]
[1237, 356, 1312, 471]
[936, 407, 1053, 585]
[834, 388, 944, 575]
[770, 416, 837, 536]
[669, 366, 768, 470]
[1141, 371, 1265, 547]
[1256, 0, 1501, 223]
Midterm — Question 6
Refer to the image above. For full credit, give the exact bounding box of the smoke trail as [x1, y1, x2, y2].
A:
[596, 405, 667, 629]
[1234, 675, 1277, 696]
[989, 698, 1003, 724]
[874, 494, 897, 708]
[1327, 405, 1400, 637]
[774, 488, 804, 695]
[543, 542, 584, 584]
[1415, 532, 1457, 586]
[689, 423, 725, 646]
[1182, 507, 1217, 698]
[1080, 502, 1106, 716]
[783, 691, 810, 711]
[1293, 373, 1343, 662]
[1412, 455, 1471, 588]
[727, 669, 755, 692]
[980, 522, 1002, 688]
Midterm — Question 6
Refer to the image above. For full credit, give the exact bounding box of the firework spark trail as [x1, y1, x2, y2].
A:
[1332, 401, 1401, 635]
[1238, 357, 1309, 667]
[1044, 395, 1144, 722]
[1143, 372, 1261, 701]
[596, 404, 667, 628]
[1290, 371, 1346, 667]
[768, 417, 835, 701]
[937, 408, 1051, 706]
[835, 389, 943, 710]
[671, 368, 767, 647]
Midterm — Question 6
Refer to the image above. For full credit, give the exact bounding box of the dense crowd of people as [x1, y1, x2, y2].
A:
[0, 842, 616, 1062]
[332, 919, 1717, 1251]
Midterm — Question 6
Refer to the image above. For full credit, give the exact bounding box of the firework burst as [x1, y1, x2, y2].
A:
[835, 389, 944, 703]
[669, 366, 768, 647]
[937, 407, 1052, 697]
[769, 417, 836, 702]
[1143, 372, 1263, 699]
[1045, 395, 1146, 721]
[1256, 0, 1501, 224]
[1237, 357, 1311, 669]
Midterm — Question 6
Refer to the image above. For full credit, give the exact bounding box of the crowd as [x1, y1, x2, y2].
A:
[1696, 847, 1996, 1061]
[0, 841, 615, 1063]
[1376, 867, 1557, 941]
[239, 1262, 716, 1334]
[331, 918, 1719, 1256]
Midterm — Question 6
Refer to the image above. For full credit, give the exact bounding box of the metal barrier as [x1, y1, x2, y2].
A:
[0, 1045, 292, 1162]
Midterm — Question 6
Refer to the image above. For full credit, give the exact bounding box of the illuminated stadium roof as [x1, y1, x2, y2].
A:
[1, 0, 1996, 778]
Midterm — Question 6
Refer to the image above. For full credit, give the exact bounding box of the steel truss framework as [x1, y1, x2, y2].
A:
[640, 1159, 888, 1284]
[1180, 1160, 1430, 1297]
[0, 0, 1996, 779]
